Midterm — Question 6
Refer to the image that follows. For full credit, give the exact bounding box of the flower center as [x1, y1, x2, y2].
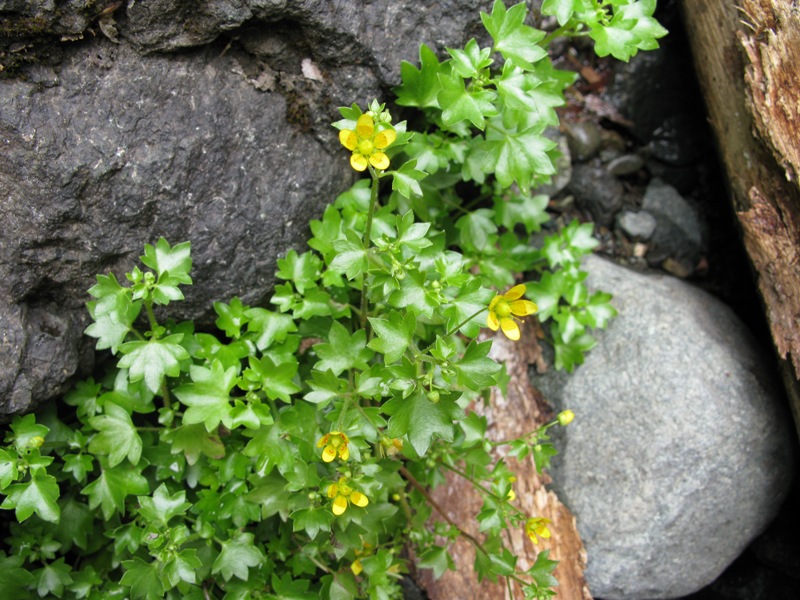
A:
[358, 139, 374, 155]
[495, 299, 512, 318]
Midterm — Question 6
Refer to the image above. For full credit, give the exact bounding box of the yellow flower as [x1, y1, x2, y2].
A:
[525, 517, 552, 545]
[339, 113, 397, 171]
[327, 477, 369, 516]
[557, 409, 575, 426]
[487, 284, 538, 341]
[317, 431, 350, 463]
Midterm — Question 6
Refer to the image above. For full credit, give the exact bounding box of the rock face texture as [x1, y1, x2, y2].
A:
[535, 256, 795, 600]
[0, 0, 490, 418]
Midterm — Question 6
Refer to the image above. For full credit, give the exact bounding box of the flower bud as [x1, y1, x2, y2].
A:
[557, 410, 575, 426]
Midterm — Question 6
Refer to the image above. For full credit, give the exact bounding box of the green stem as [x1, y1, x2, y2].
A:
[143, 300, 159, 337]
[440, 462, 527, 520]
[359, 166, 380, 331]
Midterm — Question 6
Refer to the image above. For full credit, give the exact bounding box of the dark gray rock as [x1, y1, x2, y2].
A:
[567, 163, 624, 226]
[615, 210, 656, 241]
[536, 255, 795, 600]
[642, 178, 704, 265]
[0, 0, 490, 418]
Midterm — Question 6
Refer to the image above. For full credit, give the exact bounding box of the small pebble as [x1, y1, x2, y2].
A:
[564, 120, 602, 162]
[607, 154, 645, 176]
[616, 210, 657, 241]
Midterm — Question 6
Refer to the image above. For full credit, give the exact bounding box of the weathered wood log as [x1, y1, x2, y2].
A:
[680, 0, 800, 435]
[418, 332, 591, 600]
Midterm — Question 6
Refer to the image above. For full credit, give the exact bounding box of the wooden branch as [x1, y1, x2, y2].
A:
[680, 0, 800, 434]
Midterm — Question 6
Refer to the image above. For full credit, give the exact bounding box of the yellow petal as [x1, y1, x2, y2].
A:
[487, 311, 500, 331]
[317, 434, 329, 448]
[349, 491, 369, 508]
[351, 559, 363, 576]
[503, 284, 527, 301]
[510, 299, 538, 316]
[488, 295, 501, 311]
[332, 495, 348, 516]
[374, 127, 397, 149]
[339, 445, 350, 461]
[339, 129, 357, 151]
[539, 526, 551, 539]
[356, 114, 374, 138]
[322, 445, 336, 463]
[327, 484, 338, 499]
[350, 153, 369, 171]
[500, 318, 520, 341]
[369, 152, 390, 170]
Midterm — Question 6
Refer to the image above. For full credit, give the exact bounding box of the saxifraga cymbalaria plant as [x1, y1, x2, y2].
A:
[0, 2, 665, 598]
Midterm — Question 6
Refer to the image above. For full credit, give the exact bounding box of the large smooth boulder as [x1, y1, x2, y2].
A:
[535, 255, 795, 599]
[0, 0, 490, 418]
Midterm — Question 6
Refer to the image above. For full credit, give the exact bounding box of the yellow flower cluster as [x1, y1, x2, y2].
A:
[327, 477, 369, 516]
[339, 113, 397, 172]
[487, 284, 538, 341]
[525, 517, 552, 545]
[317, 431, 350, 463]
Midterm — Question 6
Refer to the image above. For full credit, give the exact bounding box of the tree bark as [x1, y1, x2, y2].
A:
[418, 332, 591, 600]
[680, 0, 800, 435]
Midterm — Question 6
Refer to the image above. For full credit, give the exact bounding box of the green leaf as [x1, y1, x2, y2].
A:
[87, 402, 142, 467]
[541, 0, 588, 26]
[495, 61, 565, 124]
[481, 119, 556, 190]
[270, 572, 317, 600]
[52, 497, 93, 551]
[527, 549, 559, 589]
[245, 307, 297, 351]
[368, 309, 418, 364]
[455, 209, 498, 253]
[481, 0, 547, 69]
[330, 229, 368, 280]
[394, 43, 446, 108]
[451, 340, 500, 391]
[87, 272, 133, 318]
[291, 507, 335, 540]
[589, 0, 668, 61]
[391, 160, 428, 200]
[9, 414, 49, 452]
[84, 301, 141, 354]
[0, 449, 19, 489]
[303, 369, 347, 406]
[212, 532, 264, 581]
[140, 238, 192, 283]
[388, 269, 441, 318]
[173, 361, 239, 431]
[447, 38, 493, 78]
[242, 355, 301, 402]
[214, 297, 250, 338]
[443, 278, 494, 338]
[417, 546, 455, 579]
[583, 291, 617, 328]
[0, 554, 35, 599]
[493, 191, 549, 234]
[163, 548, 202, 588]
[313, 322, 373, 376]
[438, 73, 497, 131]
[1, 472, 60, 523]
[164, 423, 225, 465]
[532, 442, 559, 474]
[137, 483, 191, 525]
[552, 325, 597, 372]
[120, 558, 164, 600]
[118, 335, 190, 394]
[276, 250, 322, 294]
[81, 462, 149, 520]
[383, 389, 463, 456]
[35, 557, 73, 598]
